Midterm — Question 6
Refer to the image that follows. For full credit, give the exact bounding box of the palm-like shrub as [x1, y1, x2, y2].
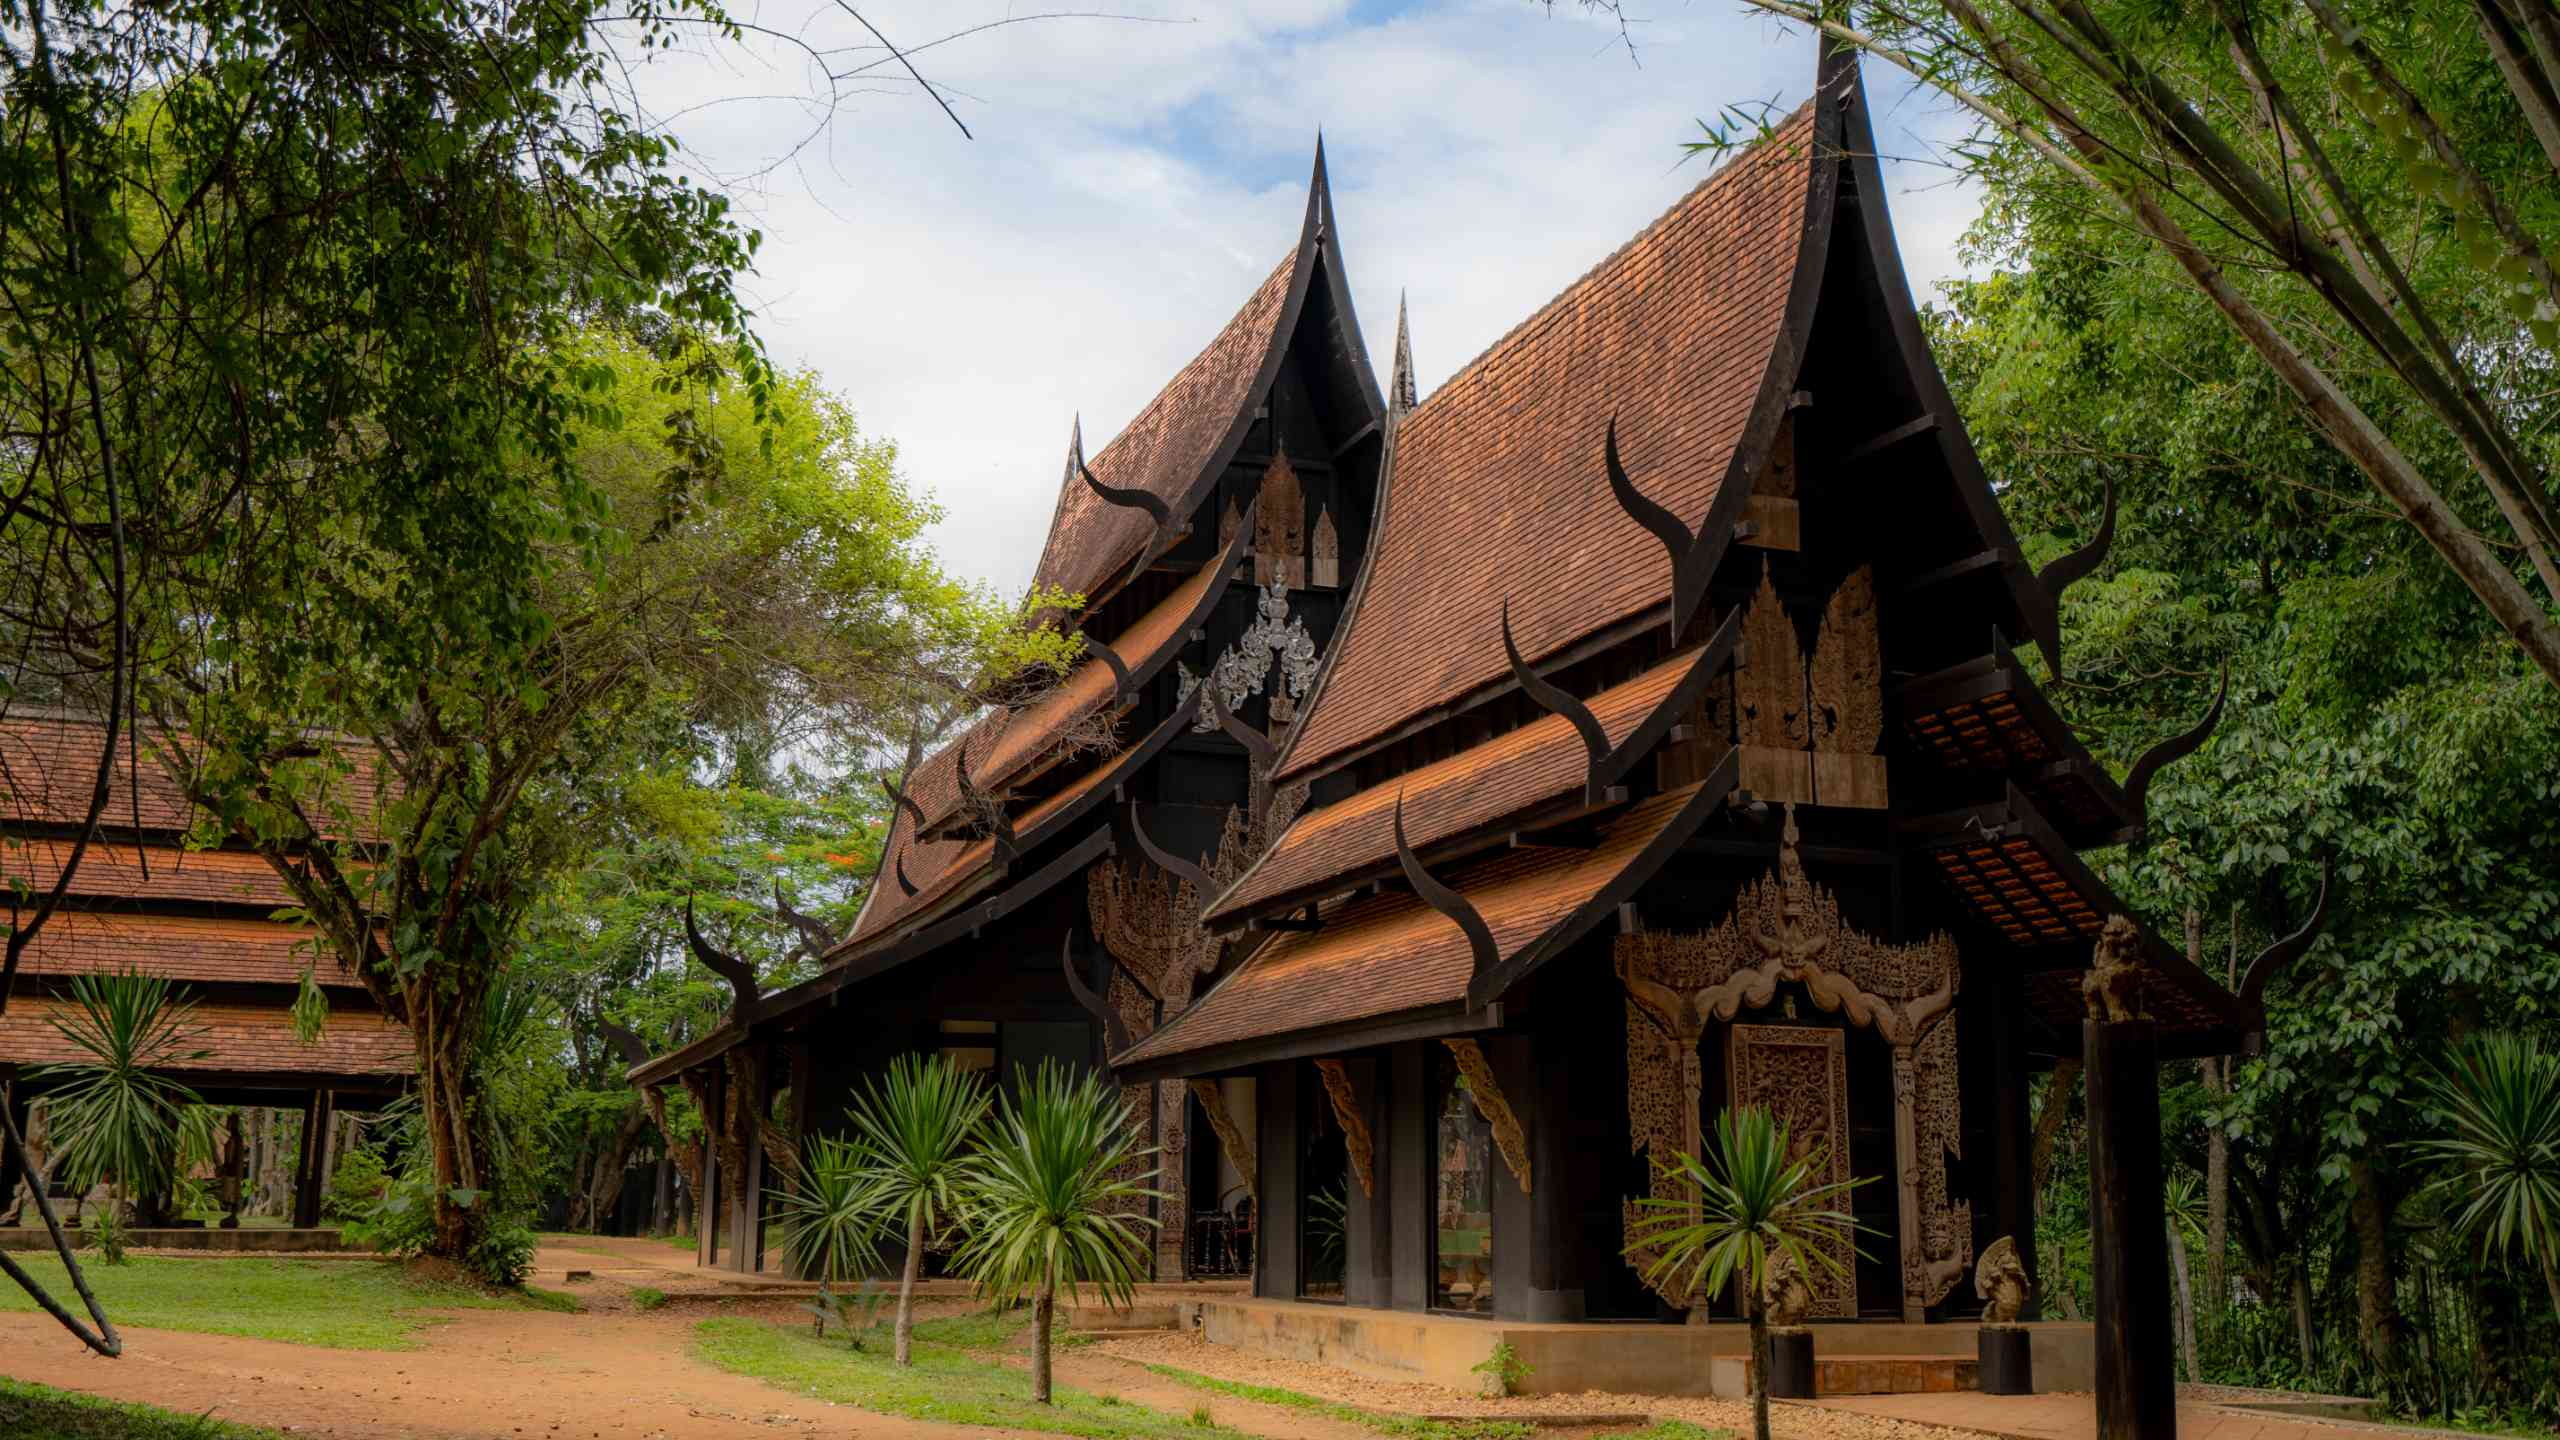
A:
[2407, 1031, 2560, 1324]
[846, 1053, 991, 1365]
[950, 1061, 1160, 1403]
[32, 970, 212, 1220]
[1624, 1106, 1870, 1440]
[777, 1134, 884, 1284]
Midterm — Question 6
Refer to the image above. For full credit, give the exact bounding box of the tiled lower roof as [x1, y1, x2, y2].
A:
[0, 996, 411, 1079]
[0, 838, 295, 909]
[11, 910, 341, 987]
[1119, 782, 1708, 1067]
[1280, 103, 1818, 782]
[1207, 647, 1704, 924]
[0, 715, 389, 838]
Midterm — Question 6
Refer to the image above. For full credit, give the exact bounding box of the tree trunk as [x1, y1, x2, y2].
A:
[2348, 1155, 2403, 1370]
[582, 1104, 649, 1236]
[895, 1207, 925, 1367]
[2290, 1262, 2317, 1373]
[2205, 908, 2235, 1323]
[1749, 1296, 1773, 1440]
[1032, 1271, 1056, 1404]
[2029, 1058, 2082, 1212]
[418, 986, 491, 1260]
[2168, 1219, 2202, 1382]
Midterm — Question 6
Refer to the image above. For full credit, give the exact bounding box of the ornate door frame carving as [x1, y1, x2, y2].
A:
[1616, 804, 1971, 1321]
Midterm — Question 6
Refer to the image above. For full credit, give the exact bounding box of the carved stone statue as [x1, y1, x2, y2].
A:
[2082, 914, 2151, 1024]
[1975, 1235, 2030, 1324]
[1761, 1246, 1814, 1329]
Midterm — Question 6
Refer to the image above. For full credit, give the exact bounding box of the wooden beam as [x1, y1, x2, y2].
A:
[1836, 413, 1938, 466]
[2087, 1018, 2177, 1439]
[1896, 546, 2018, 598]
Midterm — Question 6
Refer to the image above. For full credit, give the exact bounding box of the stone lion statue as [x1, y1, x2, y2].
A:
[2082, 914, 2151, 1023]
[1975, 1235, 2030, 1324]
[1760, 1246, 1814, 1329]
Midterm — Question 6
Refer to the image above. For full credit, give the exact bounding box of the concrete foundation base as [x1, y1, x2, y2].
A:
[0, 1226, 356, 1254]
[1184, 1298, 2096, 1399]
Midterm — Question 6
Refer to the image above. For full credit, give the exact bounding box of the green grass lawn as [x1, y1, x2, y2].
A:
[696, 1309, 1267, 1440]
[0, 1376, 284, 1440]
[1130, 1361, 1535, 1440]
[695, 1310, 1567, 1440]
[0, 1255, 548, 1349]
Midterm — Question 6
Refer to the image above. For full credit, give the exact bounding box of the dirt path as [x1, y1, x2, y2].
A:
[0, 1266, 1357, 1440]
[1, 1304, 952, 1439]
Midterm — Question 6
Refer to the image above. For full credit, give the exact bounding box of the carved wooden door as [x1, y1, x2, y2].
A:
[1726, 1023, 1858, 1319]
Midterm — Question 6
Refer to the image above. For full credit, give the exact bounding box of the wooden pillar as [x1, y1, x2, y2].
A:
[1487, 1036, 1535, 1321]
[1526, 1033, 1585, 1321]
[1387, 1043, 1431, 1311]
[1338, 1058, 1393, 1308]
[2087, 1018, 2175, 1439]
[651, 1152, 672, 1238]
[696, 1065, 722, 1269]
[735, 1050, 766, 1276]
[0, 1082, 29, 1223]
[1256, 1063, 1301, 1299]
[291, 1089, 335, 1229]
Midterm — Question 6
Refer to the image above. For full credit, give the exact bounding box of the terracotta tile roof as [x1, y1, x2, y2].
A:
[0, 715, 390, 839]
[0, 996, 411, 1078]
[1032, 254, 1295, 603]
[1208, 647, 1703, 923]
[1279, 105, 1817, 782]
[843, 741, 1128, 952]
[919, 558, 1229, 835]
[11, 910, 341, 987]
[1119, 782, 1706, 1066]
[1, 838, 294, 908]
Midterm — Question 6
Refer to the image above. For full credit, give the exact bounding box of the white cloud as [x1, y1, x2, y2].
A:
[620, 1, 1988, 595]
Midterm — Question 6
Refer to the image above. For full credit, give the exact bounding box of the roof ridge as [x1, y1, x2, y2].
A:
[1404, 100, 1817, 426]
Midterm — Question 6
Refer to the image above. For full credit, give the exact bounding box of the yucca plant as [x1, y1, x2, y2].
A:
[778, 1134, 884, 1284]
[950, 1061, 1161, 1403]
[2406, 1031, 2560, 1326]
[1624, 1106, 1871, 1440]
[848, 1053, 992, 1366]
[31, 969, 212, 1222]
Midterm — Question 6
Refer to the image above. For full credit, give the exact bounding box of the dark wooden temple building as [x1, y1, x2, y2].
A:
[630, 145, 1394, 1277]
[1111, 45, 2257, 1342]
[0, 714, 412, 1229]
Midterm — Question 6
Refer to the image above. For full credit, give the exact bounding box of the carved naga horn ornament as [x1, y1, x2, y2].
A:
[1393, 789, 1500, 985]
[684, 896, 762, 1022]
[1605, 415, 1748, 643]
[2122, 659, 2229, 827]
[1061, 934, 1133, 1056]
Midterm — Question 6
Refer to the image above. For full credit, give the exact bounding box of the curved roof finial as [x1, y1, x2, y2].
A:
[1391, 292, 1416, 414]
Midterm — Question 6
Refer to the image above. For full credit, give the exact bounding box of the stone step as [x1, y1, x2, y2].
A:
[1811, 1353, 1979, 1396]
[1062, 1302, 1183, 1332]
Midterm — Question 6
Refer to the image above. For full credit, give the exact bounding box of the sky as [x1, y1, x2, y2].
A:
[627, 0, 1988, 596]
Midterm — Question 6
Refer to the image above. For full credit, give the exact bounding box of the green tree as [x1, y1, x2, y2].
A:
[158, 335, 1069, 1263]
[951, 1062, 1159, 1405]
[2408, 1032, 2560, 1325]
[849, 1053, 993, 1366]
[777, 1134, 886, 1285]
[1624, 1107, 1870, 1440]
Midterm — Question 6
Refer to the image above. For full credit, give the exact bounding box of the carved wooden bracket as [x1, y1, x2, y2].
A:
[1314, 1059, 1376, 1197]
[1188, 1079, 1256, 1199]
[1442, 1038, 1530, 1195]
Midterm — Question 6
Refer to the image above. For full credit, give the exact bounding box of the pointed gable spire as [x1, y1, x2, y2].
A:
[1309, 132, 1330, 241]
[1390, 291, 1416, 415]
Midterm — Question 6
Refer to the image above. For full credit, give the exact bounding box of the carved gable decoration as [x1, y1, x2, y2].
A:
[1724, 562, 1886, 809]
[1615, 805, 1969, 1319]
[1179, 582, 1318, 729]
[1311, 506, 1341, 588]
[1254, 452, 1306, 589]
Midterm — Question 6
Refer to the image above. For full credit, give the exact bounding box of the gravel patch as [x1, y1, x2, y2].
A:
[1087, 1330, 1990, 1440]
